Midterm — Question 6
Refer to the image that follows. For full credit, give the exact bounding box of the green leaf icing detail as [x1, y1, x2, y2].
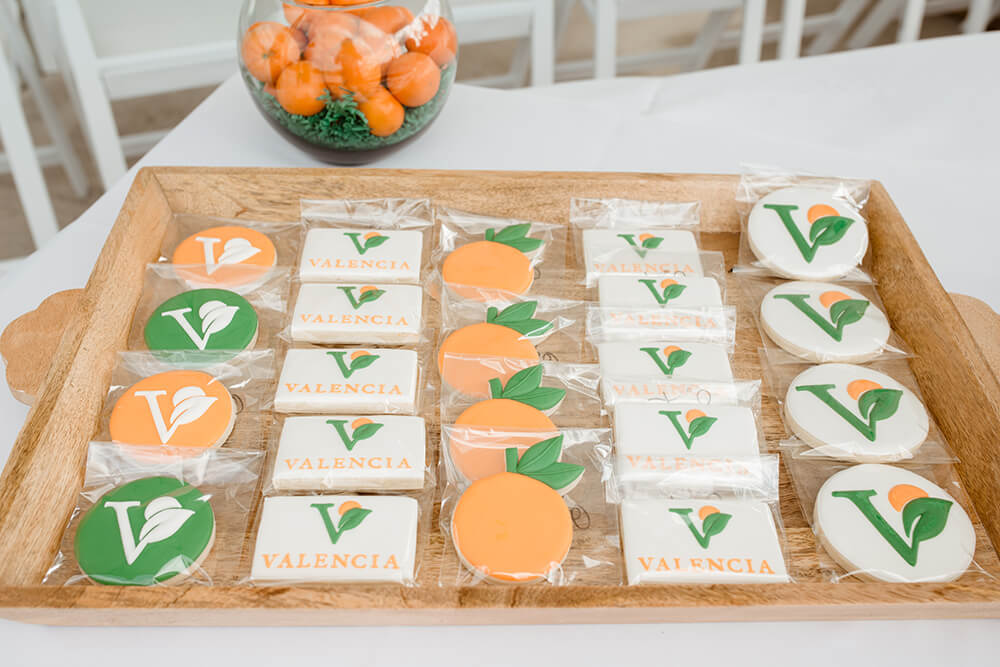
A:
[486, 223, 543, 253]
[504, 435, 584, 491]
[485, 301, 553, 337]
[488, 365, 566, 411]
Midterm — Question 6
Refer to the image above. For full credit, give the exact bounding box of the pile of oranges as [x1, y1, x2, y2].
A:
[241, 1, 456, 137]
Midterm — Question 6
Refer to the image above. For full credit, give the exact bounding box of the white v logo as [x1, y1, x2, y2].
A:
[134, 387, 218, 444]
[196, 236, 262, 275]
[105, 497, 195, 564]
[160, 301, 239, 350]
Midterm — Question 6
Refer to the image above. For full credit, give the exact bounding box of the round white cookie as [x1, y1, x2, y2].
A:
[814, 464, 975, 582]
[760, 281, 890, 362]
[785, 364, 929, 462]
[747, 187, 868, 280]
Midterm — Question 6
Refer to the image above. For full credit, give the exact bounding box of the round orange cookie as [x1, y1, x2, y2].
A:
[437, 323, 539, 394]
[451, 401, 557, 481]
[172, 225, 277, 289]
[442, 240, 533, 300]
[109, 370, 235, 452]
[451, 471, 573, 582]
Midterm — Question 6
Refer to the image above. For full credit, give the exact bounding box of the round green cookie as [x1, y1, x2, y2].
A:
[145, 288, 258, 358]
[74, 476, 216, 586]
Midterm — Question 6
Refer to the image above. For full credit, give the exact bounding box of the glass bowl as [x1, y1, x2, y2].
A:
[238, 0, 457, 164]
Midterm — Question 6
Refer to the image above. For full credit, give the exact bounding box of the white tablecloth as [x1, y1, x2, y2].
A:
[2, 33, 999, 664]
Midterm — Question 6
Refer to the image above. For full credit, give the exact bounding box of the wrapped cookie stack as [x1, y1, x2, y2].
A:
[577, 197, 790, 585]
[737, 165, 983, 582]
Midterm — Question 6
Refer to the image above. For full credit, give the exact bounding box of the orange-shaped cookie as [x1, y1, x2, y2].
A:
[442, 224, 543, 300]
[451, 435, 583, 583]
[437, 301, 552, 394]
[109, 370, 235, 451]
[171, 225, 277, 288]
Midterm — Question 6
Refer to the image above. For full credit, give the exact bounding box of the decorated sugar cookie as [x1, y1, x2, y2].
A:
[598, 275, 722, 309]
[299, 228, 423, 283]
[747, 187, 868, 280]
[615, 402, 758, 465]
[786, 364, 929, 462]
[437, 301, 552, 394]
[74, 476, 215, 586]
[272, 415, 426, 491]
[621, 499, 788, 584]
[109, 370, 235, 450]
[250, 495, 418, 584]
[171, 225, 277, 289]
[275, 348, 418, 414]
[760, 281, 890, 362]
[814, 464, 975, 582]
[144, 288, 258, 358]
[442, 223, 543, 299]
[290, 283, 423, 344]
[583, 229, 703, 285]
[597, 341, 733, 380]
[451, 435, 584, 583]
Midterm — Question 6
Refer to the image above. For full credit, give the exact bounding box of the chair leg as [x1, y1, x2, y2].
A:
[778, 0, 806, 59]
[739, 0, 766, 64]
[963, 0, 994, 32]
[897, 0, 926, 41]
[593, 0, 617, 79]
[846, 0, 904, 50]
[53, 0, 126, 190]
[686, 9, 734, 72]
[531, 0, 555, 85]
[806, 0, 869, 55]
[0, 42, 60, 249]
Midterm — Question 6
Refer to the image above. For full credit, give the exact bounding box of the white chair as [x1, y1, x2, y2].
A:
[452, 0, 556, 87]
[0, 1, 87, 267]
[847, 0, 999, 49]
[52, 0, 241, 190]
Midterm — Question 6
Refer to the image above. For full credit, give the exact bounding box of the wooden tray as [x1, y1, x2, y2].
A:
[1, 167, 1000, 625]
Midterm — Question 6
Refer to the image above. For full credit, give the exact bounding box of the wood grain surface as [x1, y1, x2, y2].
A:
[0, 167, 998, 624]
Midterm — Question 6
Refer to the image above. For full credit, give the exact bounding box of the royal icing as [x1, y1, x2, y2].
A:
[272, 415, 426, 491]
[171, 225, 277, 288]
[275, 348, 418, 414]
[109, 370, 235, 450]
[785, 363, 930, 462]
[299, 228, 422, 283]
[74, 476, 215, 586]
[597, 275, 722, 309]
[760, 281, 891, 362]
[144, 288, 258, 357]
[290, 283, 422, 345]
[747, 187, 868, 281]
[442, 224, 542, 297]
[250, 495, 418, 584]
[621, 499, 788, 584]
[583, 229, 703, 285]
[814, 464, 975, 582]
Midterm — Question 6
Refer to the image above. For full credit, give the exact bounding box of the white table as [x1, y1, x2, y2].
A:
[2, 33, 999, 665]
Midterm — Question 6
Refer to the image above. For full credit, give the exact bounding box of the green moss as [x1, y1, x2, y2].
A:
[247, 65, 455, 152]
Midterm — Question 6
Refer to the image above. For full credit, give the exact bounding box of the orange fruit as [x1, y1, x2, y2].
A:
[242, 21, 302, 84]
[304, 21, 353, 71]
[405, 15, 456, 66]
[442, 241, 533, 299]
[338, 39, 383, 99]
[357, 86, 405, 136]
[352, 6, 414, 34]
[308, 10, 360, 36]
[437, 323, 540, 394]
[452, 402, 558, 481]
[386, 52, 440, 107]
[452, 471, 573, 582]
[275, 61, 328, 116]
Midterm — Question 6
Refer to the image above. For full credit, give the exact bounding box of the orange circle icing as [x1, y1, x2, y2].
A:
[171, 225, 277, 287]
[442, 241, 533, 300]
[888, 483, 929, 511]
[819, 290, 851, 308]
[807, 203, 839, 223]
[452, 401, 558, 480]
[438, 323, 540, 394]
[109, 370, 234, 451]
[451, 472, 573, 582]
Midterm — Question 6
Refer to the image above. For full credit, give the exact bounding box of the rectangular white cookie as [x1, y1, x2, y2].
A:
[598, 275, 722, 309]
[272, 415, 426, 491]
[621, 498, 789, 584]
[597, 341, 733, 380]
[299, 228, 423, 283]
[250, 495, 418, 584]
[275, 348, 418, 414]
[290, 283, 423, 344]
[583, 229, 702, 284]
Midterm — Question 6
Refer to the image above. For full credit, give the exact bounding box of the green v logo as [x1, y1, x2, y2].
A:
[640, 346, 691, 376]
[670, 507, 732, 549]
[795, 383, 902, 441]
[617, 233, 663, 258]
[660, 410, 717, 450]
[327, 350, 380, 378]
[764, 203, 855, 263]
[638, 278, 686, 305]
[310, 502, 372, 545]
[831, 489, 951, 566]
[773, 293, 869, 341]
[344, 231, 390, 255]
[337, 285, 385, 310]
[326, 418, 384, 452]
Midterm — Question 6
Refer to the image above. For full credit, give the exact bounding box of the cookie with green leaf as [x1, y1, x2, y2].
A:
[442, 222, 544, 298]
[437, 300, 554, 394]
[451, 434, 585, 583]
